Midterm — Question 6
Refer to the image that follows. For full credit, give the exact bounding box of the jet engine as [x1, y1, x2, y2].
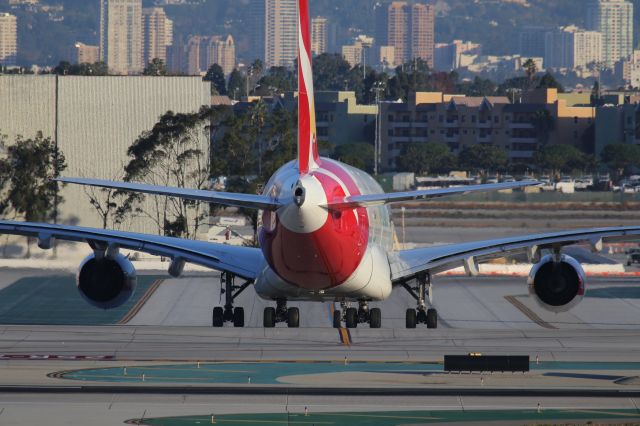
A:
[528, 254, 585, 312]
[77, 253, 137, 309]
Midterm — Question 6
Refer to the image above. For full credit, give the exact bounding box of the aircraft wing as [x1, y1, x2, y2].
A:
[0, 221, 264, 280]
[326, 181, 538, 209]
[388, 227, 640, 282]
[57, 177, 282, 211]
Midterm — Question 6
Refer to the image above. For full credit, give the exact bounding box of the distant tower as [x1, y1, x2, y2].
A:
[586, 0, 633, 67]
[311, 17, 328, 56]
[205, 35, 236, 75]
[100, 0, 143, 75]
[410, 3, 435, 68]
[248, 0, 266, 63]
[142, 7, 173, 66]
[265, 0, 298, 68]
[387, 2, 409, 67]
[0, 13, 18, 66]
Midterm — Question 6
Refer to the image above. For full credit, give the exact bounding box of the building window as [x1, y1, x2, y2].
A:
[471, 115, 476, 123]
[574, 117, 578, 124]
[388, 130, 393, 136]
[430, 130, 435, 134]
[494, 116, 499, 123]
[463, 130, 468, 134]
[439, 115, 443, 123]
[388, 114, 394, 122]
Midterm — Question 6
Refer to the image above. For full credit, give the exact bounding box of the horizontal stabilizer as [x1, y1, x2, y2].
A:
[326, 180, 539, 209]
[57, 177, 282, 211]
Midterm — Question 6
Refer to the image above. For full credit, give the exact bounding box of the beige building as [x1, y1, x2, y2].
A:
[142, 7, 173, 66]
[342, 35, 374, 67]
[410, 3, 435, 68]
[545, 26, 602, 70]
[265, 0, 297, 68]
[380, 89, 595, 171]
[387, 2, 434, 68]
[205, 35, 236, 75]
[100, 0, 144, 75]
[0, 13, 17, 66]
[311, 16, 328, 56]
[379, 45, 396, 69]
[75, 42, 99, 65]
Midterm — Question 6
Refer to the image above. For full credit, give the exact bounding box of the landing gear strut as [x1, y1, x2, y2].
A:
[212, 272, 252, 328]
[264, 299, 300, 328]
[333, 301, 381, 329]
[401, 272, 437, 329]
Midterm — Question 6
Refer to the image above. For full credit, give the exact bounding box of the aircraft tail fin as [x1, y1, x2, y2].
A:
[297, 0, 319, 174]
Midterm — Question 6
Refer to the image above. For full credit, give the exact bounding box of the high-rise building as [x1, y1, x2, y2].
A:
[248, 0, 266, 63]
[388, 2, 409, 67]
[311, 16, 327, 56]
[265, 0, 298, 68]
[142, 7, 173, 66]
[0, 13, 17, 67]
[75, 42, 100, 64]
[374, 2, 389, 47]
[387, 2, 434, 68]
[519, 26, 549, 59]
[205, 35, 236, 75]
[545, 26, 602, 70]
[410, 3, 435, 68]
[434, 40, 482, 71]
[586, 0, 633, 67]
[100, 0, 143, 75]
[186, 36, 203, 75]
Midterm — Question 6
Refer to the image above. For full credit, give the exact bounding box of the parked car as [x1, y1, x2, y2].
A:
[486, 176, 499, 184]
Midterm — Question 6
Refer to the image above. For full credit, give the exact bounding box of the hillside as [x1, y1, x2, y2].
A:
[0, 0, 637, 67]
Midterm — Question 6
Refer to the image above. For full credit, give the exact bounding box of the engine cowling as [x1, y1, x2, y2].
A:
[528, 254, 585, 312]
[77, 253, 137, 309]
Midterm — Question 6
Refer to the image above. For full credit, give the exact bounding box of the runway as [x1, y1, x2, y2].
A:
[3, 270, 640, 424]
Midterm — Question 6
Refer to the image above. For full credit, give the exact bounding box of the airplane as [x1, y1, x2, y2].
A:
[1, 0, 640, 329]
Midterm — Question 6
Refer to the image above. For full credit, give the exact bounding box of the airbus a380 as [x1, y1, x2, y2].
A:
[1, 0, 640, 329]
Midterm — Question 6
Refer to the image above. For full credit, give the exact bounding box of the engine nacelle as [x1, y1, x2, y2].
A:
[77, 253, 137, 309]
[528, 254, 585, 312]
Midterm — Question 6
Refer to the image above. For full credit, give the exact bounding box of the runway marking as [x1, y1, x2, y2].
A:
[329, 303, 352, 346]
[505, 295, 557, 330]
[118, 279, 163, 325]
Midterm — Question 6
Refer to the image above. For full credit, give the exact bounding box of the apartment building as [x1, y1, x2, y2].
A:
[380, 89, 595, 171]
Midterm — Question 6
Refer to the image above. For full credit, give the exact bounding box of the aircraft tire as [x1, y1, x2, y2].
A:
[264, 307, 276, 328]
[212, 307, 224, 327]
[369, 308, 381, 329]
[427, 308, 438, 329]
[287, 307, 300, 328]
[406, 309, 417, 329]
[345, 307, 358, 328]
[333, 309, 341, 328]
[233, 307, 245, 328]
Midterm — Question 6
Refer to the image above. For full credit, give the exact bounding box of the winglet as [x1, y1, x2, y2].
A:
[297, 0, 319, 174]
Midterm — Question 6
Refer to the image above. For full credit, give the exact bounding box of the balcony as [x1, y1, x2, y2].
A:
[477, 135, 492, 143]
[477, 120, 491, 129]
[444, 134, 460, 142]
[444, 119, 460, 128]
[390, 136, 412, 143]
[510, 137, 537, 143]
[509, 122, 534, 129]
[392, 122, 412, 128]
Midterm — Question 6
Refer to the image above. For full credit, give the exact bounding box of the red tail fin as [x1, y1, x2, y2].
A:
[298, 0, 319, 174]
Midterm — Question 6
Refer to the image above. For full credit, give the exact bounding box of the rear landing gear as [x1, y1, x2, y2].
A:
[264, 299, 299, 328]
[212, 272, 252, 328]
[334, 301, 382, 329]
[402, 272, 438, 329]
